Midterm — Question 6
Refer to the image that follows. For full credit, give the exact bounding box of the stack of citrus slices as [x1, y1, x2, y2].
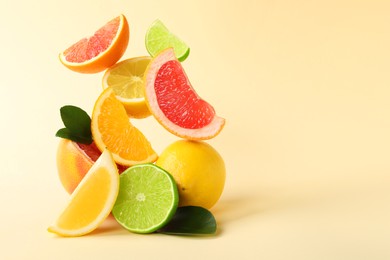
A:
[50, 15, 225, 237]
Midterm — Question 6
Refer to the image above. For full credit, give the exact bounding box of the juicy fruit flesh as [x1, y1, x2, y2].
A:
[76, 141, 127, 173]
[144, 48, 225, 140]
[155, 60, 215, 129]
[107, 57, 151, 99]
[146, 20, 190, 62]
[91, 88, 157, 166]
[64, 17, 120, 63]
[98, 93, 153, 161]
[56, 167, 112, 230]
[112, 75, 144, 99]
[77, 142, 101, 162]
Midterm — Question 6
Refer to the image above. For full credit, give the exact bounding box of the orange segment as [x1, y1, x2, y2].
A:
[91, 88, 157, 166]
[59, 14, 129, 73]
[48, 150, 119, 237]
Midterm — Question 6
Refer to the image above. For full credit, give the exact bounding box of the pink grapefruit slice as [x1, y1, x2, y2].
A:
[144, 48, 225, 140]
[59, 14, 129, 73]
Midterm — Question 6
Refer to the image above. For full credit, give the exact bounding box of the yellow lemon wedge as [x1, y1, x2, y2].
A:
[48, 149, 119, 237]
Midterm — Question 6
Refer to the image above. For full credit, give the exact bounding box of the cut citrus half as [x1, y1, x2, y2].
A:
[145, 19, 190, 62]
[48, 149, 119, 237]
[144, 48, 225, 140]
[102, 56, 151, 118]
[91, 87, 157, 166]
[112, 163, 178, 233]
[59, 14, 129, 73]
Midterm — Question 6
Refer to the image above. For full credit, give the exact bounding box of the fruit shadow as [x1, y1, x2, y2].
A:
[89, 191, 282, 237]
[211, 190, 271, 235]
[89, 214, 128, 236]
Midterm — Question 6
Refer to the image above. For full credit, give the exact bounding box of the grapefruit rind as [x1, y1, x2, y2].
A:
[59, 14, 129, 74]
[56, 139, 94, 194]
[144, 48, 225, 140]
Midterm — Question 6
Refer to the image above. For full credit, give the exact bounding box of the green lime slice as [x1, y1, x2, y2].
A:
[145, 19, 190, 62]
[112, 163, 179, 233]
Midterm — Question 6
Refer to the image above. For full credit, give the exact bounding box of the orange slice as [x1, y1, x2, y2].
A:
[59, 14, 129, 73]
[48, 149, 119, 237]
[91, 87, 158, 166]
[144, 48, 225, 140]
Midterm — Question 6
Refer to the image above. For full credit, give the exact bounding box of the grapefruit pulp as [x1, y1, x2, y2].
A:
[144, 48, 225, 140]
[59, 14, 129, 73]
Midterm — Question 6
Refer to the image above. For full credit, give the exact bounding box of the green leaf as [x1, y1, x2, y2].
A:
[157, 206, 217, 236]
[55, 128, 92, 144]
[60, 105, 91, 135]
[56, 105, 92, 144]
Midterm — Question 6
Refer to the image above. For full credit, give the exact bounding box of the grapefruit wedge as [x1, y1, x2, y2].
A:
[144, 48, 225, 140]
[59, 14, 129, 73]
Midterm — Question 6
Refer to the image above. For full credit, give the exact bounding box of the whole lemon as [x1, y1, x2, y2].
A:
[156, 140, 225, 209]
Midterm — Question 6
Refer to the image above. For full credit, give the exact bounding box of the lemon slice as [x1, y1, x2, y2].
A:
[48, 150, 119, 237]
[102, 56, 151, 118]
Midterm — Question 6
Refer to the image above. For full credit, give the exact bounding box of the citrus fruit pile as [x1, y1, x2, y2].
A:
[49, 14, 226, 237]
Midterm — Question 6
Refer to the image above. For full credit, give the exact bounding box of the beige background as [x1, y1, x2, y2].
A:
[1, 0, 389, 259]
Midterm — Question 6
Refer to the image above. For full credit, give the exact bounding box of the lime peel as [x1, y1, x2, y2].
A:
[145, 19, 190, 62]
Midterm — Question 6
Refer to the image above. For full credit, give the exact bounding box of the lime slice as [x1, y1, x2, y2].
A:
[112, 163, 179, 233]
[145, 19, 190, 62]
